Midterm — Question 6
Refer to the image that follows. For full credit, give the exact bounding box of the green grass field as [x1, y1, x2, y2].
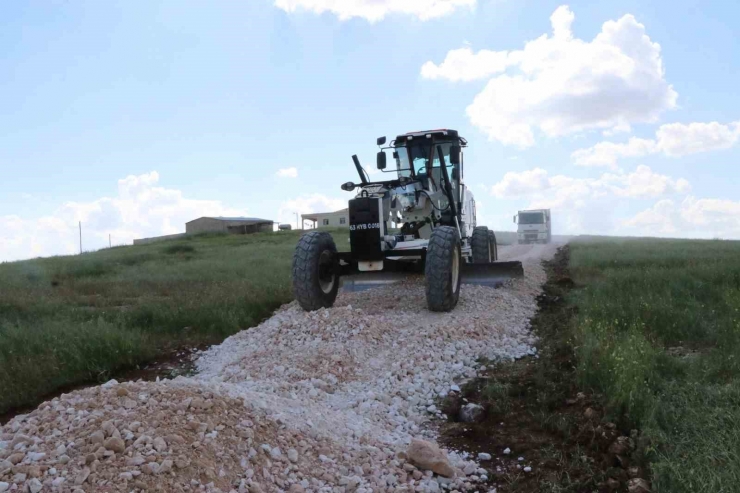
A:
[569, 238, 740, 492]
[0, 229, 350, 415]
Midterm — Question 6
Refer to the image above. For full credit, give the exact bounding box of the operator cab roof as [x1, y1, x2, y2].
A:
[394, 129, 466, 145]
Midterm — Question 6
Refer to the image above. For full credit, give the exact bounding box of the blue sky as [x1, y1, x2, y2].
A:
[2, 0, 739, 261]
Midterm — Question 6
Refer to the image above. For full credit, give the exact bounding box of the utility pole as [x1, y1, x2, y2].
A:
[79, 222, 82, 254]
[109, 234, 112, 248]
[295, 212, 299, 230]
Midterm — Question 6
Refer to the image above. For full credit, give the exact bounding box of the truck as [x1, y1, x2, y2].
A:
[514, 209, 551, 244]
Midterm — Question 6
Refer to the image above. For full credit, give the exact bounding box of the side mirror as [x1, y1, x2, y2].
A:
[513, 215, 516, 223]
[341, 182, 356, 191]
[377, 136, 387, 146]
[450, 145, 461, 165]
[377, 151, 387, 170]
[451, 167, 459, 181]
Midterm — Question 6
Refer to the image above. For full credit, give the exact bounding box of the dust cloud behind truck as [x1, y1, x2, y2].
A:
[514, 209, 551, 244]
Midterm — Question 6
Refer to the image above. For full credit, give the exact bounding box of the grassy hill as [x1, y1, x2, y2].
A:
[0, 229, 340, 414]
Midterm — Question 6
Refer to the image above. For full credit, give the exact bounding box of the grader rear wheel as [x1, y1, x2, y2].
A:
[471, 226, 491, 264]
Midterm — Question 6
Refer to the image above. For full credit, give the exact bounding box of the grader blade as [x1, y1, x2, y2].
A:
[461, 261, 524, 288]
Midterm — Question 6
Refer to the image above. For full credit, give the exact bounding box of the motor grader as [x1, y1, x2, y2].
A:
[292, 129, 523, 312]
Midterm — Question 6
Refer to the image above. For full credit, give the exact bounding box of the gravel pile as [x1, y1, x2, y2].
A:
[0, 244, 557, 493]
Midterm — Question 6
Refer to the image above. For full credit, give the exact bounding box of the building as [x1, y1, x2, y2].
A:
[185, 217, 274, 235]
[301, 208, 349, 229]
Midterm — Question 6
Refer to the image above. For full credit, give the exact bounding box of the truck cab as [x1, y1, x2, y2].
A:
[514, 209, 551, 244]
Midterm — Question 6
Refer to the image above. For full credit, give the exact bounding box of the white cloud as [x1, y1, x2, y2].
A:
[491, 165, 688, 200]
[0, 172, 246, 262]
[422, 5, 677, 147]
[277, 193, 347, 228]
[625, 196, 740, 238]
[491, 168, 550, 197]
[276, 167, 299, 178]
[274, 0, 475, 22]
[656, 121, 740, 157]
[571, 138, 657, 168]
[490, 165, 690, 234]
[420, 48, 514, 82]
[572, 121, 740, 167]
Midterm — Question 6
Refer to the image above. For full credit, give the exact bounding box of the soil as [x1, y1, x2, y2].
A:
[437, 246, 648, 493]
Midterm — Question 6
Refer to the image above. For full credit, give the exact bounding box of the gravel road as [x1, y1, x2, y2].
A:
[0, 243, 559, 493]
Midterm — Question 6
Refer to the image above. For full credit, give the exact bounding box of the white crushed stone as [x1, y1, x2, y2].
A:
[0, 244, 558, 493]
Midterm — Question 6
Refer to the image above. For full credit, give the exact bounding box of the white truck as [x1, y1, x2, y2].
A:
[514, 209, 551, 244]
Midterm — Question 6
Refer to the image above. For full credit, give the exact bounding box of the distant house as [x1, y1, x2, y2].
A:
[301, 209, 349, 229]
[185, 217, 274, 235]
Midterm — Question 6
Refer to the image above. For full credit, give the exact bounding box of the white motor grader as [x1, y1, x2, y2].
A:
[292, 129, 523, 312]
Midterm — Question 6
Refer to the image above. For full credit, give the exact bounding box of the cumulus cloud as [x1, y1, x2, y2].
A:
[491, 168, 550, 198]
[625, 196, 740, 238]
[421, 5, 677, 147]
[0, 172, 246, 262]
[491, 165, 689, 200]
[277, 193, 347, 228]
[489, 165, 690, 234]
[274, 0, 475, 22]
[276, 167, 299, 178]
[572, 121, 740, 167]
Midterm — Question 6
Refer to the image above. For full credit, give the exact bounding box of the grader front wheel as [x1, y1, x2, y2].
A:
[292, 232, 340, 311]
[425, 226, 462, 312]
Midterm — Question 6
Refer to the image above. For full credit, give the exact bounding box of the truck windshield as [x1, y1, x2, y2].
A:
[394, 143, 455, 179]
[518, 212, 544, 224]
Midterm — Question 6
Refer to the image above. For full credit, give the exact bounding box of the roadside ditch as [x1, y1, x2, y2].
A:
[436, 246, 651, 493]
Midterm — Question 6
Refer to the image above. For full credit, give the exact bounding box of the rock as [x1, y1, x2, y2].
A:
[477, 453, 492, 461]
[28, 478, 43, 493]
[0, 460, 12, 474]
[609, 437, 632, 456]
[628, 478, 651, 493]
[288, 485, 305, 493]
[141, 462, 159, 475]
[459, 403, 484, 423]
[450, 385, 461, 392]
[159, 459, 173, 474]
[119, 472, 134, 481]
[103, 437, 125, 454]
[287, 449, 299, 463]
[7, 453, 24, 465]
[89, 430, 105, 445]
[248, 485, 264, 493]
[628, 466, 643, 479]
[74, 467, 91, 485]
[607, 478, 621, 490]
[503, 448, 511, 455]
[523, 466, 532, 473]
[584, 407, 595, 419]
[406, 439, 456, 478]
[52, 477, 65, 488]
[116, 387, 128, 397]
[175, 457, 190, 469]
[0, 482, 8, 493]
[153, 437, 168, 453]
[126, 455, 146, 466]
[85, 453, 97, 465]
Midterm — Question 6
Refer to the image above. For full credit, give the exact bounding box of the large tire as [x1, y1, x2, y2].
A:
[292, 232, 339, 311]
[425, 226, 462, 312]
[471, 226, 491, 264]
[488, 230, 498, 261]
